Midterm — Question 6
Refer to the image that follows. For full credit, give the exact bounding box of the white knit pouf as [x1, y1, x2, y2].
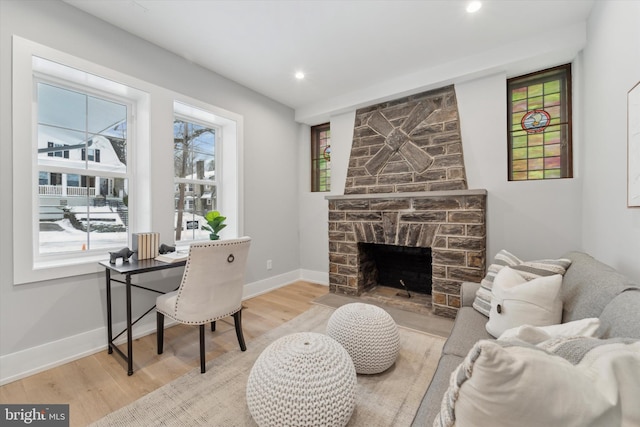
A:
[327, 303, 400, 374]
[246, 332, 357, 427]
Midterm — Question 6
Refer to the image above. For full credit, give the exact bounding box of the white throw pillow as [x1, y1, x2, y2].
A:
[472, 249, 571, 317]
[498, 317, 601, 344]
[434, 338, 640, 427]
[485, 266, 563, 338]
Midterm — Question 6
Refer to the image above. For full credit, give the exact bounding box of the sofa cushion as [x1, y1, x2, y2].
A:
[561, 251, 638, 322]
[442, 307, 492, 358]
[597, 288, 640, 339]
[498, 317, 600, 344]
[410, 354, 463, 427]
[472, 249, 522, 316]
[434, 337, 640, 427]
[486, 267, 563, 338]
[473, 249, 571, 317]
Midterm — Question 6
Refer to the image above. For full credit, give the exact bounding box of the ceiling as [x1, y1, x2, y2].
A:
[63, 0, 595, 122]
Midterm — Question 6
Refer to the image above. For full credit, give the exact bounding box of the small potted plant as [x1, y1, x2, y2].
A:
[202, 210, 227, 240]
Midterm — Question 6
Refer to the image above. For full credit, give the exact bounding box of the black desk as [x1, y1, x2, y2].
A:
[100, 258, 186, 375]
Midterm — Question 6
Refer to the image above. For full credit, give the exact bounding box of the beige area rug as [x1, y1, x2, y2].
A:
[313, 292, 454, 339]
[92, 305, 445, 427]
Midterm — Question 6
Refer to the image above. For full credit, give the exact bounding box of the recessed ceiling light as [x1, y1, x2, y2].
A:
[295, 71, 305, 80]
[466, 1, 482, 13]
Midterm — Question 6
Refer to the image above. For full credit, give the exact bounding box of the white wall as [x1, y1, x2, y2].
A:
[581, 0, 640, 279]
[298, 111, 355, 280]
[0, 0, 300, 383]
[456, 74, 583, 260]
[299, 74, 584, 275]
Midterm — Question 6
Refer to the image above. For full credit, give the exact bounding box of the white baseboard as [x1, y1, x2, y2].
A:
[241, 270, 303, 299]
[0, 318, 169, 386]
[0, 269, 327, 385]
[300, 269, 329, 285]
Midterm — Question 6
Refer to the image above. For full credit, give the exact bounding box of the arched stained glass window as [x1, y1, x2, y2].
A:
[507, 64, 573, 181]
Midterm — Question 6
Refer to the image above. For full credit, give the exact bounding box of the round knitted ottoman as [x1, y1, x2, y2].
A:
[246, 332, 357, 427]
[327, 303, 400, 374]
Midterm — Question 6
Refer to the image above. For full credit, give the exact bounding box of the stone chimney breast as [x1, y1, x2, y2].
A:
[327, 85, 487, 318]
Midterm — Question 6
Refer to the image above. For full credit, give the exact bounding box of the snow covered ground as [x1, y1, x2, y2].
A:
[39, 211, 210, 254]
[39, 218, 127, 253]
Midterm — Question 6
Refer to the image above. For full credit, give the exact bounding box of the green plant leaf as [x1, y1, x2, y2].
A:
[203, 211, 227, 239]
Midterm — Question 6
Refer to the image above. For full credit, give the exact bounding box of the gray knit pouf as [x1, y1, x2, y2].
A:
[246, 332, 357, 427]
[327, 303, 400, 374]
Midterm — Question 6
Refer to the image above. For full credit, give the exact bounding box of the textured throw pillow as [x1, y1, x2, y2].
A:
[472, 249, 572, 317]
[485, 267, 563, 338]
[434, 337, 640, 427]
[498, 317, 601, 344]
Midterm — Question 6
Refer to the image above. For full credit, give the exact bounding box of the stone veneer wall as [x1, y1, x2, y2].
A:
[327, 191, 486, 318]
[345, 85, 467, 194]
[328, 85, 487, 318]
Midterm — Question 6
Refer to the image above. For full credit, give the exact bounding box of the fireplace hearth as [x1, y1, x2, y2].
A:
[327, 190, 486, 318]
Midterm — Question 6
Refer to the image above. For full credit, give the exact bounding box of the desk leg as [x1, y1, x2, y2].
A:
[126, 274, 133, 376]
[106, 269, 113, 354]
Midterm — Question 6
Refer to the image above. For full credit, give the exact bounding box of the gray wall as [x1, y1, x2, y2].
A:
[0, 0, 300, 370]
[581, 0, 640, 279]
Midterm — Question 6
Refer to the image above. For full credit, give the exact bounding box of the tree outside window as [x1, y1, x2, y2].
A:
[173, 117, 217, 242]
[507, 64, 573, 181]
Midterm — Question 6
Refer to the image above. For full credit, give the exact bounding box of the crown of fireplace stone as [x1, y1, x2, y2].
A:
[345, 85, 466, 195]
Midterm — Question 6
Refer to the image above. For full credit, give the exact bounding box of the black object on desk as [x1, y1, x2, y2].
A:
[100, 258, 186, 375]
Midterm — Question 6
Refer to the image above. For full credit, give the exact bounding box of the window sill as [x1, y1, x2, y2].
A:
[15, 253, 108, 285]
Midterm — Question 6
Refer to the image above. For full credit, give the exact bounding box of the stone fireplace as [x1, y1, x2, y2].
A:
[326, 85, 487, 318]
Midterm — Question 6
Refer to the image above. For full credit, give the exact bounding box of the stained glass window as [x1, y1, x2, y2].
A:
[507, 64, 572, 181]
[311, 123, 331, 192]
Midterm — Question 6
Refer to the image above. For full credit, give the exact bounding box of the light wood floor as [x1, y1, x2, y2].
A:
[0, 281, 328, 427]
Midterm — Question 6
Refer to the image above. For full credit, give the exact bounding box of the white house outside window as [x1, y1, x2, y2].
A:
[36, 80, 130, 255]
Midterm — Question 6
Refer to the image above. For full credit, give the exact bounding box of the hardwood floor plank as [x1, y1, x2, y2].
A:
[0, 281, 328, 427]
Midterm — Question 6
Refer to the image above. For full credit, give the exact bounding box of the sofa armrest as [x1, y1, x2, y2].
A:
[460, 281, 481, 307]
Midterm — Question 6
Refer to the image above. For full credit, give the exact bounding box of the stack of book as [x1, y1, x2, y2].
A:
[132, 232, 160, 260]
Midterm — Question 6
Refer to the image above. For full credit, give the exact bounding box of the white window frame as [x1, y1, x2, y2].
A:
[12, 37, 244, 285]
[34, 74, 133, 255]
[172, 100, 242, 243]
[12, 36, 151, 284]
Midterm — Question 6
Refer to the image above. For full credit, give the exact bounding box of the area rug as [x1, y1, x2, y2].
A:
[91, 305, 445, 427]
[313, 292, 454, 338]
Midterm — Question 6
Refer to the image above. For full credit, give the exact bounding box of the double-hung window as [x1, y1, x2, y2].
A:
[36, 80, 130, 255]
[13, 37, 242, 284]
[13, 37, 150, 284]
[172, 100, 242, 244]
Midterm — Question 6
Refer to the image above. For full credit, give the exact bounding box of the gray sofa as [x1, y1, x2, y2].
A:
[411, 251, 640, 427]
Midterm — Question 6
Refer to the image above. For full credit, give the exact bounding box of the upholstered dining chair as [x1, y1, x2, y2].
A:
[156, 236, 251, 373]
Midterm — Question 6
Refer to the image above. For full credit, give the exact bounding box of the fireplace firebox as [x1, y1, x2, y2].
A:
[359, 243, 432, 295]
